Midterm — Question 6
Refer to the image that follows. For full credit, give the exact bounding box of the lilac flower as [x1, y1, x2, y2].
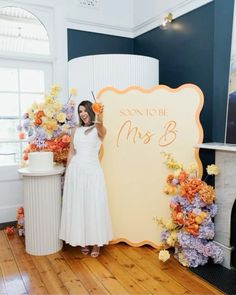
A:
[32, 128, 48, 148]
[171, 178, 179, 186]
[171, 195, 189, 207]
[22, 113, 29, 119]
[206, 203, 218, 218]
[52, 128, 63, 138]
[160, 230, 169, 242]
[177, 232, 191, 248]
[16, 124, 22, 131]
[192, 208, 202, 215]
[182, 248, 208, 268]
[67, 120, 77, 127]
[22, 118, 30, 131]
[192, 195, 206, 208]
[202, 241, 224, 263]
[33, 137, 46, 148]
[198, 220, 215, 239]
[212, 246, 224, 264]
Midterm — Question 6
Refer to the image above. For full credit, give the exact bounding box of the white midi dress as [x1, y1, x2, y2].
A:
[59, 126, 113, 247]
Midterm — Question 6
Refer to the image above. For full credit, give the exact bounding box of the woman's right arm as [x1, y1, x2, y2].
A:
[66, 127, 76, 168]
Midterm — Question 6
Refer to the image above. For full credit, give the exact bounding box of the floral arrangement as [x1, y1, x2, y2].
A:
[16, 207, 24, 236]
[21, 85, 77, 165]
[156, 153, 224, 268]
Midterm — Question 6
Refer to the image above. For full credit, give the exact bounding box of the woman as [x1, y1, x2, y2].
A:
[59, 100, 113, 257]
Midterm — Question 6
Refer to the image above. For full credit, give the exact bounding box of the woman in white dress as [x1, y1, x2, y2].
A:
[59, 100, 113, 257]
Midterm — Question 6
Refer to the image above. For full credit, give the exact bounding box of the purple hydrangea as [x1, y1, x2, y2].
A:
[198, 220, 215, 240]
[206, 203, 218, 218]
[182, 248, 208, 268]
[160, 230, 169, 242]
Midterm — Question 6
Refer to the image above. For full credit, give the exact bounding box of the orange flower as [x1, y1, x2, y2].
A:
[180, 178, 203, 203]
[18, 132, 25, 139]
[185, 224, 199, 236]
[171, 205, 184, 225]
[34, 118, 42, 126]
[35, 110, 45, 118]
[23, 153, 28, 161]
[198, 184, 215, 204]
[61, 134, 70, 143]
[178, 171, 188, 183]
[166, 174, 174, 183]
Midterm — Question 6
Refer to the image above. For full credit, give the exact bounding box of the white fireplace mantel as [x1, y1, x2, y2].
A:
[198, 142, 236, 152]
[197, 142, 236, 269]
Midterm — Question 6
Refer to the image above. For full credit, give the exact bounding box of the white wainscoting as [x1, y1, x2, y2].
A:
[0, 165, 23, 223]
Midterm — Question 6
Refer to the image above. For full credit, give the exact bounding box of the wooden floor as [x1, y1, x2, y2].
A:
[0, 230, 223, 295]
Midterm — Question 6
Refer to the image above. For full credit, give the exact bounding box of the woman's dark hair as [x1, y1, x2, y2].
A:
[78, 100, 95, 126]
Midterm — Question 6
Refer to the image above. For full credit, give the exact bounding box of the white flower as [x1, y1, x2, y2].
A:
[158, 250, 170, 262]
[206, 164, 220, 176]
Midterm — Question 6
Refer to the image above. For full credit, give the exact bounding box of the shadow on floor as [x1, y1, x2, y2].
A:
[190, 262, 236, 295]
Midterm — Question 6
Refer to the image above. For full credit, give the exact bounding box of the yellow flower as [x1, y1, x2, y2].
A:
[44, 95, 53, 104]
[50, 85, 61, 96]
[166, 236, 176, 247]
[158, 250, 170, 262]
[187, 163, 198, 174]
[31, 102, 38, 110]
[206, 164, 220, 176]
[163, 184, 177, 195]
[61, 123, 70, 132]
[56, 112, 66, 123]
[70, 88, 77, 96]
[177, 252, 189, 267]
[43, 108, 54, 119]
[170, 230, 177, 240]
[53, 101, 62, 112]
[43, 118, 58, 131]
[165, 219, 177, 230]
[173, 169, 182, 178]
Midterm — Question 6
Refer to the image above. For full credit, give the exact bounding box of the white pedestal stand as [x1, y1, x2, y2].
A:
[18, 166, 65, 256]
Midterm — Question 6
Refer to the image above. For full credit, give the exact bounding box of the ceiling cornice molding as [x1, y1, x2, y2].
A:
[67, 19, 134, 38]
[133, 0, 213, 37]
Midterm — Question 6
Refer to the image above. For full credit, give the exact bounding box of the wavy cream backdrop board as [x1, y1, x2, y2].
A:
[97, 84, 204, 248]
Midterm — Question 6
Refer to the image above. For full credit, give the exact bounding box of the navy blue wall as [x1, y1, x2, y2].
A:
[132, 0, 234, 179]
[134, 3, 214, 142]
[67, 29, 134, 61]
[213, 0, 234, 142]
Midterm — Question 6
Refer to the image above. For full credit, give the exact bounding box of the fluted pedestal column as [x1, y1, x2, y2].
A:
[18, 166, 65, 255]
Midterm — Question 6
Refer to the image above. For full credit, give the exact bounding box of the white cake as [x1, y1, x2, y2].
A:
[28, 151, 54, 172]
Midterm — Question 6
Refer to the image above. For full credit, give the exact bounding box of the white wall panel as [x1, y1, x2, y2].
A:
[69, 54, 159, 107]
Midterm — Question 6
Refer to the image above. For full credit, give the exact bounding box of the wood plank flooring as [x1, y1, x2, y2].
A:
[0, 230, 223, 295]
